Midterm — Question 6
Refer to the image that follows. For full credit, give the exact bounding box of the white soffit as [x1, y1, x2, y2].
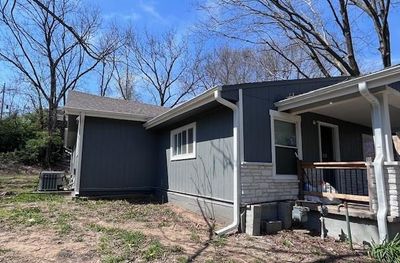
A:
[276, 65, 400, 112]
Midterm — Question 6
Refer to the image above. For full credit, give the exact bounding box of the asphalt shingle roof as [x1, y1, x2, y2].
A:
[65, 91, 168, 120]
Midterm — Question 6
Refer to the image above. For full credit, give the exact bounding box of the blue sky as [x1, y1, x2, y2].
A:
[84, 0, 400, 63]
[84, 0, 200, 36]
[0, 0, 399, 110]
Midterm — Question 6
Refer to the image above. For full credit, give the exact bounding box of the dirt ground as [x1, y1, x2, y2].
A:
[0, 171, 373, 262]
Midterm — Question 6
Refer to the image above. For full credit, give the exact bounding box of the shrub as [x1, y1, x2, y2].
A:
[0, 113, 63, 165]
[18, 131, 63, 165]
[0, 115, 37, 152]
[369, 234, 400, 263]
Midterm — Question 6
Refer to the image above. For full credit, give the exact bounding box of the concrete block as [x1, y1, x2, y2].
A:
[245, 205, 262, 236]
[261, 220, 282, 235]
[278, 201, 293, 229]
[261, 202, 278, 221]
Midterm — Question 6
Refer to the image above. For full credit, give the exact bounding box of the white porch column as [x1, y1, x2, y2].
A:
[377, 92, 394, 162]
[359, 82, 389, 243]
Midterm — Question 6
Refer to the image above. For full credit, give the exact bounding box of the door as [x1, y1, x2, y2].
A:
[319, 123, 339, 189]
[320, 126, 335, 162]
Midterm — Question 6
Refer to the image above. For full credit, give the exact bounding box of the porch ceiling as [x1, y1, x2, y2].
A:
[311, 93, 400, 130]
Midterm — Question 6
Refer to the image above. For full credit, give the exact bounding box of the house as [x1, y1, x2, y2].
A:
[64, 65, 400, 244]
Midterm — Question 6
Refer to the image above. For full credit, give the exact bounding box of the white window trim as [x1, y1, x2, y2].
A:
[170, 122, 196, 161]
[317, 121, 341, 162]
[270, 110, 302, 180]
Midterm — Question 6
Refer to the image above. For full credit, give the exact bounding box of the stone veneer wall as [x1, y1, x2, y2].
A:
[368, 162, 400, 217]
[240, 162, 298, 204]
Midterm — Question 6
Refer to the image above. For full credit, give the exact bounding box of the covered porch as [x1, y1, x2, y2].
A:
[276, 65, 400, 243]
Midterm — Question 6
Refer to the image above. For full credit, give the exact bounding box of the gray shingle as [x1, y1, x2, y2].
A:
[65, 91, 168, 120]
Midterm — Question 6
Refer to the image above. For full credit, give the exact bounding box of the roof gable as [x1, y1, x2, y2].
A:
[64, 91, 168, 121]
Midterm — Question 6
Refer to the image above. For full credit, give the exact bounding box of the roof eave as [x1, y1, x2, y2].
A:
[275, 65, 400, 112]
[144, 87, 219, 129]
[64, 106, 150, 122]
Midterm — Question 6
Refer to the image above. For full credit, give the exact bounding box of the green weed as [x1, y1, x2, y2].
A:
[4, 207, 47, 226]
[369, 234, 400, 263]
[210, 235, 227, 247]
[142, 240, 166, 261]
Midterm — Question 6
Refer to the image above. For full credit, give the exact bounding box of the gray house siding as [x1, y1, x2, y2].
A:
[300, 112, 372, 162]
[231, 77, 348, 163]
[79, 117, 157, 195]
[156, 106, 234, 202]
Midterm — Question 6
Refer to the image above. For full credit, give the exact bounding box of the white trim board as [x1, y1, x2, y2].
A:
[317, 121, 341, 162]
[74, 114, 85, 196]
[239, 88, 245, 163]
[275, 65, 400, 112]
[270, 110, 302, 180]
[64, 107, 148, 122]
[144, 88, 218, 129]
[170, 122, 197, 161]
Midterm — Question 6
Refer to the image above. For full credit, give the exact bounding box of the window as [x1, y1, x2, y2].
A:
[170, 123, 196, 160]
[270, 110, 302, 178]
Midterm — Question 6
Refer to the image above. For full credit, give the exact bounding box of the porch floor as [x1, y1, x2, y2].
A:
[296, 200, 375, 220]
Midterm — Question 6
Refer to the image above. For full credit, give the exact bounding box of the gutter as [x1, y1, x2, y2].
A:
[64, 107, 149, 122]
[213, 88, 241, 235]
[144, 88, 218, 129]
[276, 64, 400, 112]
[358, 82, 388, 243]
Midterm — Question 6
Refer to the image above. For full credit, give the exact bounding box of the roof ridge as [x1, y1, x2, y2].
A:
[69, 90, 167, 110]
[222, 76, 350, 89]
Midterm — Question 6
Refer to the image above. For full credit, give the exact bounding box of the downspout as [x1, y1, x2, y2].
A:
[358, 82, 388, 243]
[74, 113, 85, 196]
[214, 88, 241, 235]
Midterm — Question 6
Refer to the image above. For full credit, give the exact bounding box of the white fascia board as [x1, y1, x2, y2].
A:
[275, 65, 400, 112]
[144, 87, 219, 129]
[64, 107, 149, 122]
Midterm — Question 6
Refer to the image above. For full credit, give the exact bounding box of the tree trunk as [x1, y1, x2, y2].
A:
[339, 0, 360, 76]
[45, 67, 58, 167]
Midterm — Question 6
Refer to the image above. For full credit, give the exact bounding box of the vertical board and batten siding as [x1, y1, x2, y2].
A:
[234, 77, 348, 163]
[156, 106, 234, 202]
[80, 117, 157, 194]
[301, 112, 371, 162]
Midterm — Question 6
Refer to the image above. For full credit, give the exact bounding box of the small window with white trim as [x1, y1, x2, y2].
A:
[270, 110, 302, 177]
[170, 122, 196, 161]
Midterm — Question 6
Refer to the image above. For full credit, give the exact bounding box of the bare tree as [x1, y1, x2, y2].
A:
[200, 47, 258, 86]
[128, 30, 203, 107]
[98, 58, 115, 97]
[198, 44, 323, 89]
[350, 0, 392, 67]
[0, 0, 117, 163]
[199, 0, 396, 76]
[113, 32, 138, 100]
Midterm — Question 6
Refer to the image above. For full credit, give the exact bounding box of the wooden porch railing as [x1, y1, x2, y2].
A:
[298, 161, 371, 203]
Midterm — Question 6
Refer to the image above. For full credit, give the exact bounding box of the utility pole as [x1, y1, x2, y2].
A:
[0, 83, 5, 120]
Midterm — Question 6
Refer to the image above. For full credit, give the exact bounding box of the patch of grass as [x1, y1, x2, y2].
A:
[142, 240, 167, 261]
[89, 223, 147, 262]
[56, 212, 73, 235]
[73, 235, 84, 242]
[282, 239, 293, 247]
[122, 204, 180, 223]
[170, 245, 184, 253]
[0, 175, 38, 194]
[210, 235, 227, 247]
[1, 193, 64, 204]
[190, 230, 201, 243]
[176, 256, 189, 263]
[0, 248, 12, 255]
[2, 206, 47, 226]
